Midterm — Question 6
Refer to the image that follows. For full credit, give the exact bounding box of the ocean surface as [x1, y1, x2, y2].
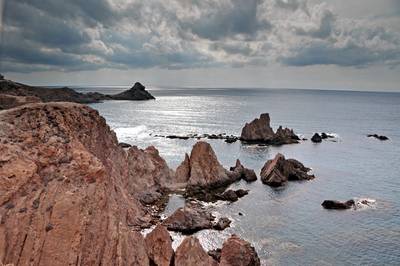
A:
[77, 86, 400, 265]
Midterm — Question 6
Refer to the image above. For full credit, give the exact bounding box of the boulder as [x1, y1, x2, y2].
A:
[213, 217, 232, 230]
[175, 236, 218, 266]
[240, 113, 299, 145]
[162, 205, 215, 234]
[208, 249, 222, 262]
[0, 93, 41, 110]
[217, 189, 249, 202]
[260, 153, 315, 187]
[321, 200, 355, 210]
[311, 133, 322, 143]
[145, 225, 174, 266]
[230, 159, 257, 182]
[220, 235, 260, 266]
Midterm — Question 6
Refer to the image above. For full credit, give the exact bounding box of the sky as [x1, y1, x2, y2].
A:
[0, 0, 400, 91]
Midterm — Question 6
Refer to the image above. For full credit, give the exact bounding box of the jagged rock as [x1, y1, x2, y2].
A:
[176, 141, 235, 193]
[240, 113, 299, 145]
[217, 189, 249, 202]
[213, 217, 231, 230]
[162, 205, 215, 234]
[175, 236, 218, 266]
[321, 200, 355, 210]
[220, 235, 260, 266]
[321, 132, 334, 139]
[225, 136, 238, 143]
[260, 153, 315, 187]
[230, 159, 257, 182]
[367, 134, 389, 141]
[311, 133, 322, 143]
[145, 225, 174, 266]
[0, 94, 41, 110]
[111, 82, 155, 100]
[0, 78, 155, 103]
[0, 102, 174, 265]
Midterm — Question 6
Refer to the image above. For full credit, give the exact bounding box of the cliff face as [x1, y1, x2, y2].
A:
[0, 102, 170, 265]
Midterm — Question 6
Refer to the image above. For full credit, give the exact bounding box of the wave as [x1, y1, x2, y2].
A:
[353, 197, 377, 210]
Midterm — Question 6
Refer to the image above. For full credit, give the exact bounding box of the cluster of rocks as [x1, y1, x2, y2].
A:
[367, 134, 389, 141]
[311, 132, 335, 143]
[145, 224, 260, 266]
[260, 153, 315, 187]
[0, 78, 155, 106]
[154, 133, 241, 143]
[240, 113, 300, 145]
[0, 101, 261, 265]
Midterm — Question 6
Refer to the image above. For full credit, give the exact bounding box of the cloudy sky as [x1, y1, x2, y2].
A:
[1, 0, 400, 91]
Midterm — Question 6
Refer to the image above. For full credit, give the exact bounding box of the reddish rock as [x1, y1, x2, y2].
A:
[162, 205, 215, 234]
[145, 225, 174, 266]
[0, 93, 41, 110]
[0, 102, 173, 265]
[240, 113, 299, 145]
[230, 159, 257, 182]
[260, 153, 315, 187]
[175, 142, 235, 193]
[220, 235, 260, 266]
[175, 236, 217, 266]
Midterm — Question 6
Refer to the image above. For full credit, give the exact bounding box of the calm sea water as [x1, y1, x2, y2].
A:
[78, 86, 400, 265]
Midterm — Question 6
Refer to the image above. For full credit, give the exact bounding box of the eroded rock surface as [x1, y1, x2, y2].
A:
[145, 225, 174, 266]
[240, 113, 299, 145]
[220, 235, 260, 266]
[260, 153, 315, 187]
[0, 94, 41, 110]
[230, 159, 257, 182]
[0, 102, 172, 265]
[175, 236, 218, 266]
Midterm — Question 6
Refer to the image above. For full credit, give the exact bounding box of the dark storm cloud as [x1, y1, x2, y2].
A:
[1, 0, 400, 73]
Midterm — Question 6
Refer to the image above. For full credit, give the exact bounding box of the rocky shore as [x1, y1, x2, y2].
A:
[0, 101, 260, 265]
[0, 77, 155, 108]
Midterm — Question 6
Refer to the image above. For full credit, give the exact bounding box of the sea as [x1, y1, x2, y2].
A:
[75, 86, 400, 265]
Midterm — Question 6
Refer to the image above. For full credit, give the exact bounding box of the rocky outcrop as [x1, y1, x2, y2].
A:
[175, 236, 218, 266]
[0, 78, 155, 103]
[367, 134, 389, 141]
[230, 159, 257, 182]
[219, 235, 260, 266]
[311, 133, 322, 143]
[0, 93, 41, 110]
[321, 200, 355, 210]
[175, 142, 237, 194]
[145, 225, 174, 266]
[240, 113, 299, 145]
[217, 189, 249, 202]
[111, 82, 155, 100]
[0, 102, 173, 265]
[260, 153, 315, 187]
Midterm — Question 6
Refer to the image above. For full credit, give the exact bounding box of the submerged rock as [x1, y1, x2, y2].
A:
[118, 142, 132, 148]
[175, 236, 218, 266]
[311, 133, 323, 143]
[321, 200, 355, 210]
[240, 113, 299, 145]
[220, 235, 261, 266]
[145, 225, 174, 266]
[217, 189, 249, 202]
[367, 134, 389, 141]
[213, 217, 232, 231]
[260, 153, 315, 187]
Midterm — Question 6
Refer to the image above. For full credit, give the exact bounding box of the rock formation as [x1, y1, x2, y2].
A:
[219, 235, 260, 266]
[0, 78, 155, 104]
[174, 236, 218, 266]
[311, 133, 322, 143]
[260, 153, 315, 187]
[0, 94, 41, 110]
[230, 159, 257, 182]
[367, 134, 389, 141]
[0, 102, 171, 265]
[175, 142, 237, 193]
[145, 225, 174, 266]
[321, 200, 355, 210]
[240, 113, 299, 145]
